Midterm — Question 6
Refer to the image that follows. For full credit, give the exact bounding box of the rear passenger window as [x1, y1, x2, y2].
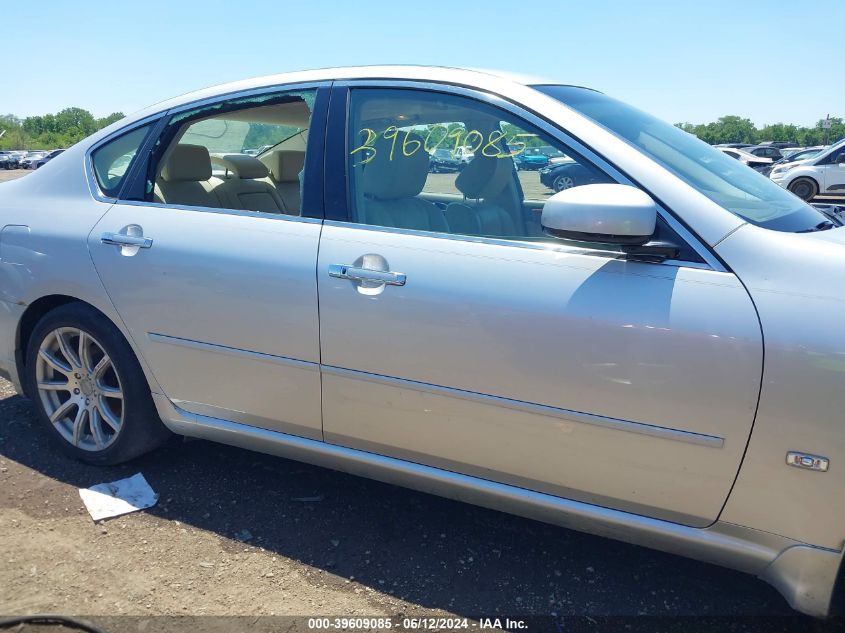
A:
[92, 124, 152, 197]
[346, 89, 613, 241]
[148, 89, 316, 216]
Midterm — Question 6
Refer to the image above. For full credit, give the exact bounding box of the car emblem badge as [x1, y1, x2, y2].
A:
[786, 452, 829, 472]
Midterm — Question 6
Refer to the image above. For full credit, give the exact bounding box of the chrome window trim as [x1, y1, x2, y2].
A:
[333, 79, 726, 273]
[84, 114, 164, 203]
[324, 219, 718, 271]
[164, 80, 332, 116]
[104, 198, 323, 225]
[87, 81, 331, 220]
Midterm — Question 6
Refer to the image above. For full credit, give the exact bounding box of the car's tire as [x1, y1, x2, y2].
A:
[788, 177, 818, 201]
[24, 302, 170, 465]
[553, 173, 576, 192]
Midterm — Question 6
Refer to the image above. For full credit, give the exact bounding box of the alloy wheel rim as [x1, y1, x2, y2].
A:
[35, 327, 124, 451]
[555, 176, 574, 191]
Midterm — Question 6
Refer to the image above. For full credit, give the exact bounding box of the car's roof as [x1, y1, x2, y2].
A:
[128, 65, 567, 122]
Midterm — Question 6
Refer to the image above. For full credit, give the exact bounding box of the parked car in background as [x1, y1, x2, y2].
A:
[770, 139, 845, 200]
[757, 141, 795, 150]
[33, 149, 64, 169]
[715, 142, 755, 149]
[515, 147, 551, 170]
[20, 151, 49, 169]
[716, 147, 774, 173]
[0, 151, 21, 170]
[744, 145, 785, 162]
[429, 148, 463, 173]
[539, 156, 611, 191]
[3, 65, 845, 618]
[780, 146, 826, 163]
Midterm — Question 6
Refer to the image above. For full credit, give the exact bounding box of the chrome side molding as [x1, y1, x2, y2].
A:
[321, 365, 725, 448]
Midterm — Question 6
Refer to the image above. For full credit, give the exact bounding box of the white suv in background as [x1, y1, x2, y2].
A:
[770, 139, 845, 200]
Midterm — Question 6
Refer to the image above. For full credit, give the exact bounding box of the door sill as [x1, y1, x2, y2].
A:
[152, 392, 812, 579]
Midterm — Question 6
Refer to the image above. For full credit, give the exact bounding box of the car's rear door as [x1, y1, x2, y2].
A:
[87, 84, 329, 439]
[316, 83, 763, 526]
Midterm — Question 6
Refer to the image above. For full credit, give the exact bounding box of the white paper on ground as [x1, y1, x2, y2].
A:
[79, 472, 158, 521]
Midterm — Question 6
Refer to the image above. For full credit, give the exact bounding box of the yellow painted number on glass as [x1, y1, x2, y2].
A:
[424, 125, 448, 153]
[464, 130, 484, 155]
[350, 128, 378, 165]
[402, 130, 422, 157]
[382, 126, 400, 161]
[482, 130, 509, 158]
[504, 133, 534, 157]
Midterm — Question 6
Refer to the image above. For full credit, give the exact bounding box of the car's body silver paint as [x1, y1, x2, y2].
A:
[540, 183, 659, 239]
[321, 365, 726, 448]
[0, 65, 841, 616]
[86, 203, 325, 440]
[317, 222, 762, 527]
[0, 161, 166, 398]
[152, 392, 842, 617]
[715, 223, 845, 551]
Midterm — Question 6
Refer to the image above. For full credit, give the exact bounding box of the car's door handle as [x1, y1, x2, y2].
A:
[328, 264, 406, 286]
[100, 232, 153, 248]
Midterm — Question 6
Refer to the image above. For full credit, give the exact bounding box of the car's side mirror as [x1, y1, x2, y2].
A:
[541, 183, 658, 246]
[835, 152, 845, 166]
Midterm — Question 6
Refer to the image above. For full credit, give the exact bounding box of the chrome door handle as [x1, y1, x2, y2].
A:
[328, 264, 406, 286]
[101, 232, 153, 248]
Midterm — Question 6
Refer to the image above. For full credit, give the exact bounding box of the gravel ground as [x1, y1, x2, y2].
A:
[0, 169, 29, 183]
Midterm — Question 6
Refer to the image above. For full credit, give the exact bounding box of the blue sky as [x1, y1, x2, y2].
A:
[5, 0, 844, 126]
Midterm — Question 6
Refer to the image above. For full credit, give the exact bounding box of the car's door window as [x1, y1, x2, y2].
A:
[144, 89, 317, 216]
[346, 88, 613, 242]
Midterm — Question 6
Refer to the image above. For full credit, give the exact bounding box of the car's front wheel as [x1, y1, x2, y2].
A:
[553, 173, 576, 192]
[788, 177, 818, 201]
[25, 302, 170, 465]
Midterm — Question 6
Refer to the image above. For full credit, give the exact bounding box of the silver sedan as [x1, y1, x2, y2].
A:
[0, 66, 843, 617]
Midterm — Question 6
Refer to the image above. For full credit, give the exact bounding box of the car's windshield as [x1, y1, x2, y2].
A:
[790, 148, 823, 161]
[535, 85, 833, 232]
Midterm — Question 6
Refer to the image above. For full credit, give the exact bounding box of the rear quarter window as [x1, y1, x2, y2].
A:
[91, 124, 152, 197]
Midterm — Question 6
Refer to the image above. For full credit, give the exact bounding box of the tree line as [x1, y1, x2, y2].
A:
[2, 107, 843, 152]
[675, 115, 844, 146]
[0, 108, 124, 150]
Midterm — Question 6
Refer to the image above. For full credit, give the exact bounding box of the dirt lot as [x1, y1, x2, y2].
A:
[0, 167, 840, 630]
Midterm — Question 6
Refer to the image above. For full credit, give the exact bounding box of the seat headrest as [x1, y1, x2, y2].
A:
[268, 150, 305, 183]
[455, 155, 512, 199]
[212, 154, 269, 179]
[362, 133, 429, 200]
[161, 144, 212, 182]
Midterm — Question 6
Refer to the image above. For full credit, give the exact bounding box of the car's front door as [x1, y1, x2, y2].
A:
[316, 85, 763, 526]
[820, 149, 845, 194]
[88, 86, 328, 439]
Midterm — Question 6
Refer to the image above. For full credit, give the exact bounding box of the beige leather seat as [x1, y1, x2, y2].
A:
[446, 156, 517, 236]
[358, 134, 448, 232]
[213, 154, 286, 214]
[155, 144, 224, 208]
[265, 150, 305, 214]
